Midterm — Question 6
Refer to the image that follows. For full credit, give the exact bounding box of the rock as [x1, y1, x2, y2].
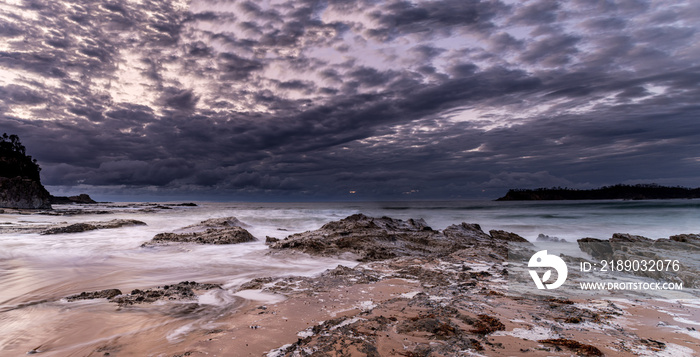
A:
[469, 314, 506, 335]
[270, 214, 463, 261]
[578, 233, 700, 288]
[66, 282, 221, 306]
[0, 134, 52, 209]
[265, 236, 280, 244]
[577, 238, 613, 260]
[538, 339, 603, 356]
[443, 222, 491, 242]
[143, 217, 256, 246]
[66, 289, 123, 301]
[41, 219, 147, 235]
[110, 281, 221, 306]
[536, 233, 567, 243]
[50, 194, 97, 204]
[176, 217, 248, 232]
[670, 234, 700, 243]
[489, 230, 531, 243]
[0, 177, 52, 209]
[611, 233, 652, 243]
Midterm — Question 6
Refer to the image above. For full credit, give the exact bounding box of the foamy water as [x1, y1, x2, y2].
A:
[1, 199, 699, 354]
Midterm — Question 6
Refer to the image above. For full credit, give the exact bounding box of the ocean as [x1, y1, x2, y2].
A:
[1, 199, 699, 354]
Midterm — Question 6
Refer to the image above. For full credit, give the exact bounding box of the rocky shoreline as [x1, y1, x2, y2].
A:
[54, 213, 700, 356]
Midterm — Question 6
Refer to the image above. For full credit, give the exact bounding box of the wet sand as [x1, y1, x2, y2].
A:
[23, 253, 699, 357]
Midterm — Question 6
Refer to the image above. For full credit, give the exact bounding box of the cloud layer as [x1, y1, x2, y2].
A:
[1, 0, 699, 200]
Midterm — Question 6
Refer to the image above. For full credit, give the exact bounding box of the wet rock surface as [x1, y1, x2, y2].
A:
[258, 252, 620, 357]
[142, 217, 256, 246]
[270, 214, 532, 261]
[66, 281, 222, 307]
[41, 219, 147, 234]
[578, 233, 700, 288]
[66, 289, 123, 301]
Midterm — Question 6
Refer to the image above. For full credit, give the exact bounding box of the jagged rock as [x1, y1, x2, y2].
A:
[489, 230, 531, 243]
[272, 214, 474, 261]
[271, 214, 536, 262]
[670, 234, 700, 243]
[143, 217, 256, 246]
[0, 177, 52, 209]
[577, 238, 613, 260]
[442, 222, 491, 242]
[41, 219, 147, 235]
[611, 233, 652, 243]
[578, 233, 700, 288]
[265, 236, 280, 244]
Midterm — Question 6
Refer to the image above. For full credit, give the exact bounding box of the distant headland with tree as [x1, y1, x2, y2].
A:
[496, 184, 700, 201]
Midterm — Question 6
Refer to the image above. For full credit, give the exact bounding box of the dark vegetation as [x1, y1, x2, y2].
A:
[0, 133, 41, 180]
[497, 184, 700, 201]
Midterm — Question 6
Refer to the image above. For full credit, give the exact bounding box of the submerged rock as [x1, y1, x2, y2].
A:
[143, 216, 256, 246]
[537, 233, 567, 243]
[41, 219, 147, 235]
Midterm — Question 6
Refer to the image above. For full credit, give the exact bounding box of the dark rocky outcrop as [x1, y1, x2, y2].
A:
[0, 133, 52, 209]
[41, 219, 147, 235]
[50, 194, 97, 204]
[271, 214, 455, 261]
[488, 230, 530, 243]
[143, 217, 256, 246]
[270, 214, 532, 261]
[0, 177, 52, 209]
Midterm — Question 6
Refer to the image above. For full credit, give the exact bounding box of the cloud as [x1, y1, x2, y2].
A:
[1, 0, 699, 199]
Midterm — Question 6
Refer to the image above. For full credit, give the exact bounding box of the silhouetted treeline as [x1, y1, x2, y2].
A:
[496, 184, 700, 201]
[0, 133, 42, 181]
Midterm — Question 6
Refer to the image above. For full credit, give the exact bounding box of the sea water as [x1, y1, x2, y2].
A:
[1, 199, 699, 354]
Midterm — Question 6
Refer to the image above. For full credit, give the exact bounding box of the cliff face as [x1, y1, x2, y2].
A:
[0, 177, 52, 209]
[0, 133, 52, 209]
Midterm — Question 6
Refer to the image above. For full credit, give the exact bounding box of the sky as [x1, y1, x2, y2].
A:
[1, 0, 699, 201]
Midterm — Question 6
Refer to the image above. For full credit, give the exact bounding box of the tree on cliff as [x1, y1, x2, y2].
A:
[0, 133, 42, 181]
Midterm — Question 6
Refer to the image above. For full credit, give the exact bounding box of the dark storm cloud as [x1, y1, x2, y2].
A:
[2, 0, 700, 199]
[367, 0, 507, 41]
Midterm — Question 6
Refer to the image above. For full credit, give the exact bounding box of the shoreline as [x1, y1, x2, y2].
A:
[1, 205, 699, 356]
[33, 252, 700, 356]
